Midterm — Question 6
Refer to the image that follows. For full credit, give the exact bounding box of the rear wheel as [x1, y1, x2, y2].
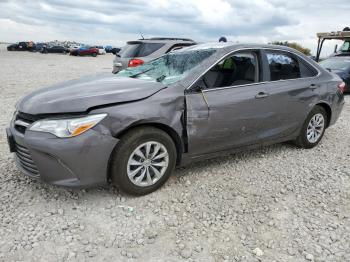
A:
[294, 106, 327, 149]
[110, 127, 177, 195]
[92, 52, 97, 57]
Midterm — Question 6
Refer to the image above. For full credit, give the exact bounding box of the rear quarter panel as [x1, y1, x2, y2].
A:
[321, 71, 345, 125]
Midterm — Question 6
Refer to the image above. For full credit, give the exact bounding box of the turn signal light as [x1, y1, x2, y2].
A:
[71, 123, 95, 137]
[128, 59, 144, 67]
[338, 82, 346, 93]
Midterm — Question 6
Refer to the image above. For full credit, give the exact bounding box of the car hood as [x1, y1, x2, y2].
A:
[17, 73, 166, 115]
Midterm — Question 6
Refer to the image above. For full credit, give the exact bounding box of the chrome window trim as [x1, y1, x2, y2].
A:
[186, 47, 321, 93]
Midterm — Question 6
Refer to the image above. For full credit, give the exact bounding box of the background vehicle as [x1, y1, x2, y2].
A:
[41, 45, 69, 54]
[70, 46, 99, 57]
[111, 47, 121, 55]
[95, 46, 106, 55]
[104, 45, 113, 53]
[33, 43, 47, 52]
[7, 42, 33, 51]
[105, 46, 120, 54]
[316, 28, 350, 61]
[319, 57, 350, 92]
[8, 43, 345, 195]
[112, 37, 196, 73]
[334, 40, 350, 57]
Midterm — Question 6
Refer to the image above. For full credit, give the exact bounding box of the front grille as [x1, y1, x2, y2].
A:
[17, 112, 40, 123]
[15, 143, 39, 177]
[14, 112, 39, 134]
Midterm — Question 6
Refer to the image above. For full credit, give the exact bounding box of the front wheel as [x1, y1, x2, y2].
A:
[294, 106, 327, 149]
[92, 52, 97, 57]
[110, 127, 177, 195]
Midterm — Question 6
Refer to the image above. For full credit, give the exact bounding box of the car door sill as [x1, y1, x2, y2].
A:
[179, 135, 295, 167]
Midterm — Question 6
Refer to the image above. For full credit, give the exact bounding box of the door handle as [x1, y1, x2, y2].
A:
[309, 84, 318, 90]
[255, 92, 269, 99]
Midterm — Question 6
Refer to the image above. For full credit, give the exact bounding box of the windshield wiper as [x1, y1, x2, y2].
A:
[130, 68, 153, 78]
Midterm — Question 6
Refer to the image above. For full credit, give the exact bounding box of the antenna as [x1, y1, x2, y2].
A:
[140, 33, 144, 40]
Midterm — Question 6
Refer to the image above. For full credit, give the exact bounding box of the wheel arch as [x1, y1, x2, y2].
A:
[315, 102, 332, 127]
[113, 122, 184, 165]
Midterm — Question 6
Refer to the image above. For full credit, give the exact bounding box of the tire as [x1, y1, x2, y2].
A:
[92, 52, 97, 57]
[294, 106, 327, 149]
[110, 127, 177, 195]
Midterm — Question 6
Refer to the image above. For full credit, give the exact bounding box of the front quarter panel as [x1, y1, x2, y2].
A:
[91, 85, 186, 149]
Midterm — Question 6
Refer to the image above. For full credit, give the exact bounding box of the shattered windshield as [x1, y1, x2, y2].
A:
[116, 49, 216, 85]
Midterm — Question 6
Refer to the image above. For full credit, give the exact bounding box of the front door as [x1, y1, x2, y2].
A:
[186, 51, 277, 156]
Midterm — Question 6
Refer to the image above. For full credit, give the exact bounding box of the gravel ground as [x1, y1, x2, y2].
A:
[0, 44, 349, 262]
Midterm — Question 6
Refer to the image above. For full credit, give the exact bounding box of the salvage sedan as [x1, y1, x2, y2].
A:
[7, 43, 345, 195]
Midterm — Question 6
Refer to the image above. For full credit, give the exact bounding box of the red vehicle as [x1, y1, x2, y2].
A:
[70, 46, 99, 57]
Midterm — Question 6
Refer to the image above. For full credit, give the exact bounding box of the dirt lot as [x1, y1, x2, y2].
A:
[0, 44, 349, 262]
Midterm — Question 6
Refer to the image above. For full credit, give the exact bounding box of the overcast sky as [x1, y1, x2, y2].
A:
[0, 0, 349, 56]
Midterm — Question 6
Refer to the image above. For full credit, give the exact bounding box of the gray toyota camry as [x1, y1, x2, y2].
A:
[7, 43, 345, 195]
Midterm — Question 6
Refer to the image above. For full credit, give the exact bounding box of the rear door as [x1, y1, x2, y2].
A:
[260, 50, 320, 137]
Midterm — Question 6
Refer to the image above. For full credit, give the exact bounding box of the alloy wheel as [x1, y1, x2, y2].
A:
[306, 113, 325, 143]
[127, 141, 169, 187]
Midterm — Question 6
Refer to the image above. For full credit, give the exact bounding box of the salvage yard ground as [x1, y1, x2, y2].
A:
[0, 44, 349, 261]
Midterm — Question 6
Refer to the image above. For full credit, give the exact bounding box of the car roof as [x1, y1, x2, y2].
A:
[175, 42, 306, 57]
[127, 38, 195, 44]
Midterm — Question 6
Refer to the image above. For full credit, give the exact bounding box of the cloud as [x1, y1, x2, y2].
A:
[0, 0, 349, 55]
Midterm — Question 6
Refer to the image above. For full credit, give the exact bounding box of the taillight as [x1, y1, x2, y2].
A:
[128, 59, 144, 67]
[338, 82, 346, 93]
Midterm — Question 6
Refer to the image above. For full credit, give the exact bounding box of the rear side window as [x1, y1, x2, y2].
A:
[119, 43, 165, 58]
[299, 59, 318, 77]
[266, 52, 301, 81]
[139, 43, 164, 56]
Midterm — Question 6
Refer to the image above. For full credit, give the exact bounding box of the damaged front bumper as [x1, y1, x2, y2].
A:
[7, 118, 118, 188]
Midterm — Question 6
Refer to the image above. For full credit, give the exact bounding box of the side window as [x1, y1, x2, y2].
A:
[340, 41, 350, 52]
[299, 59, 318, 77]
[266, 52, 301, 81]
[138, 43, 165, 57]
[201, 52, 258, 89]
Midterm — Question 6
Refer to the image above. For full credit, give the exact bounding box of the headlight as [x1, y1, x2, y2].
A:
[29, 114, 107, 138]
